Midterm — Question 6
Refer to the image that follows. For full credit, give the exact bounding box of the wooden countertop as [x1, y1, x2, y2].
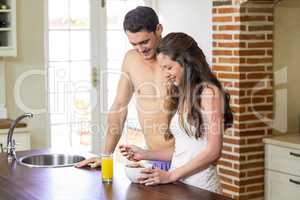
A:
[0, 149, 232, 200]
[0, 119, 27, 129]
[263, 133, 300, 150]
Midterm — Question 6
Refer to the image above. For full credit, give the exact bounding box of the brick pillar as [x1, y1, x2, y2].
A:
[212, 0, 275, 199]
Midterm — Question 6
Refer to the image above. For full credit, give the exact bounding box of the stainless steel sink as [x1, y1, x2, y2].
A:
[18, 153, 86, 168]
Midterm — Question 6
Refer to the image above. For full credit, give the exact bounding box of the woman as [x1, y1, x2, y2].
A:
[120, 32, 232, 193]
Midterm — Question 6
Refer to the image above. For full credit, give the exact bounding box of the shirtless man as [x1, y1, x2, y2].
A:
[76, 6, 174, 170]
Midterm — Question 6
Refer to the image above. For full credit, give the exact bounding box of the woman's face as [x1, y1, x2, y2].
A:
[157, 53, 183, 86]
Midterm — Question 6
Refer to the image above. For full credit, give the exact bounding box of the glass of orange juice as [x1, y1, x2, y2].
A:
[101, 153, 113, 183]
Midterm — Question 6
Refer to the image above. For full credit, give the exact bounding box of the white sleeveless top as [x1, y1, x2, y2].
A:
[169, 113, 221, 193]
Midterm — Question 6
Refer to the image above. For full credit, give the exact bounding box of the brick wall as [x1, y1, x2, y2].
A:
[212, 0, 275, 199]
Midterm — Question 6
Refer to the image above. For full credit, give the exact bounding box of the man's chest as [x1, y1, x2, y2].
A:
[130, 65, 166, 97]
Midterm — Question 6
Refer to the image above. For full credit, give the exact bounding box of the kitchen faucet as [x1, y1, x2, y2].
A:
[6, 113, 33, 162]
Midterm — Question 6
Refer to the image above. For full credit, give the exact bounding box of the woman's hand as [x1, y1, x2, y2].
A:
[138, 168, 176, 186]
[119, 144, 147, 162]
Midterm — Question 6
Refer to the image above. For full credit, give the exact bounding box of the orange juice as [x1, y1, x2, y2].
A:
[101, 154, 113, 183]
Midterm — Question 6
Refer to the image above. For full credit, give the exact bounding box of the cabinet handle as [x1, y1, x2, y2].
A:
[290, 152, 300, 158]
[289, 179, 300, 185]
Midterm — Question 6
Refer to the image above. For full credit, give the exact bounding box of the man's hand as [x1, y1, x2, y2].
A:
[119, 144, 147, 162]
[74, 157, 102, 168]
[137, 168, 176, 186]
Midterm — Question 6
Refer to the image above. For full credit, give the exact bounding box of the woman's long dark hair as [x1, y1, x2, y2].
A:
[156, 32, 233, 139]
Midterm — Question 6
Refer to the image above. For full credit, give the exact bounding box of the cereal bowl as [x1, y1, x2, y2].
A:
[124, 163, 147, 183]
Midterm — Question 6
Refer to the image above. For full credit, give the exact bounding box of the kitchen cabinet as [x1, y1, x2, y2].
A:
[0, 128, 31, 151]
[0, 0, 16, 57]
[264, 134, 300, 200]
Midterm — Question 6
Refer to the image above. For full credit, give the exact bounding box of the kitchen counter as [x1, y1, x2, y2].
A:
[0, 127, 29, 135]
[0, 149, 231, 200]
[0, 119, 29, 135]
[0, 119, 27, 129]
[263, 133, 300, 150]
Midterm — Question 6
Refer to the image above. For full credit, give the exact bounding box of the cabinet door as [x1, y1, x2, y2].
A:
[265, 144, 300, 176]
[0, 133, 31, 151]
[265, 170, 300, 200]
[0, 135, 5, 151]
[14, 133, 31, 151]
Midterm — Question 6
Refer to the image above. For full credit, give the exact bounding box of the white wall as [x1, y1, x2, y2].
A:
[5, 0, 48, 148]
[274, 0, 300, 133]
[0, 63, 5, 107]
[156, 0, 212, 64]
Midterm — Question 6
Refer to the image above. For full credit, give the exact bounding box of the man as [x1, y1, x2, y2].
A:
[76, 6, 174, 170]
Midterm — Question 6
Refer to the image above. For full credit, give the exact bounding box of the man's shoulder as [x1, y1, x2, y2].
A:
[123, 49, 144, 71]
[125, 49, 141, 60]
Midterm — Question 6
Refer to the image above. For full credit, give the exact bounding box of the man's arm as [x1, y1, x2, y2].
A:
[75, 52, 134, 168]
[103, 56, 134, 153]
[119, 145, 174, 162]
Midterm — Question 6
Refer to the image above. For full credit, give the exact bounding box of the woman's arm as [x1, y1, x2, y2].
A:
[139, 86, 224, 185]
[170, 85, 223, 181]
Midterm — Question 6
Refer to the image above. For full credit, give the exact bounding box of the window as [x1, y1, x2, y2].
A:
[47, 0, 92, 151]
[47, 0, 151, 151]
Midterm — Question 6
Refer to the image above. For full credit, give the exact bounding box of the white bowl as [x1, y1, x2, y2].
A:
[124, 163, 146, 183]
